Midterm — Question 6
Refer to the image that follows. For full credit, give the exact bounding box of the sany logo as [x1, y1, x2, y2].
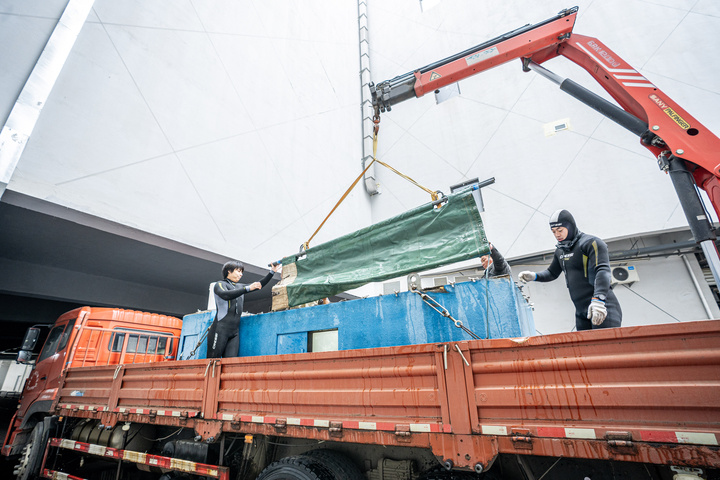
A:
[649, 94, 669, 110]
[649, 93, 691, 130]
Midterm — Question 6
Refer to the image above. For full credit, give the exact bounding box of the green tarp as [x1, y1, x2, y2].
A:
[272, 187, 490, 310]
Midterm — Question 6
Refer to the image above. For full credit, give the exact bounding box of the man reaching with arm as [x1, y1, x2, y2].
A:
[518, 209, 622, 331]
[207, 261, 280, 358]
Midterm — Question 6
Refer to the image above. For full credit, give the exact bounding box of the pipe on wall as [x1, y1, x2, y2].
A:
[681, 254, 714, 319]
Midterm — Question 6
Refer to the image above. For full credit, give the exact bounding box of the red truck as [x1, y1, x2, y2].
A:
[3, 307, 182, 480]
[3, 6, 720, 480]
[4, 309, 720, 480]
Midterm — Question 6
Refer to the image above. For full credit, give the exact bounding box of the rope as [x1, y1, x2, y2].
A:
[374, 158, 439, 201]
[303, 119, 438, 249]
[303, 156, 377, 250]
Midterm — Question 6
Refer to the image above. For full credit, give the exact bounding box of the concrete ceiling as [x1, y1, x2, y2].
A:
[0, 191, 279, 326]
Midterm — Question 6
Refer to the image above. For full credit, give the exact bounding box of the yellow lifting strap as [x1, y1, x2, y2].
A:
[303, 123, 438, 250]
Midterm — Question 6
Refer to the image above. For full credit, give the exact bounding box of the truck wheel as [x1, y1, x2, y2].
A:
[305, 450, 364, 480]
[256, 455, 334, 480]
[14, 421, 47, 480]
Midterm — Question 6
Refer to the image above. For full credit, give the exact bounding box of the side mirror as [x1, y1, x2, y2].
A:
[16, 350, 33, 364]
[17, 327, 41, 364]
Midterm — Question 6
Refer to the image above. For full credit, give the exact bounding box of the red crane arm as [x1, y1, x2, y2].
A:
[554, 35, 720, 177]
[410, 11, 577, 98]
[370, 7, 720, 218]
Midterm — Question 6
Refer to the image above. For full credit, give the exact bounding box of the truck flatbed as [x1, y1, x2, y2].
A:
[54, 319, 720, 471]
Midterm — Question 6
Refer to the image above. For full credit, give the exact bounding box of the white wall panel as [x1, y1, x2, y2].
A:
[105, 25, 256, 150]
[645, 13, 720, 107]
[191, 1, 267, 37]
[536, 139, 682, 237]
[48, 153, 224, 241]
[11, 23, 171, 186]
[693, 1, 720, 17]
[0, 1, 68, 17]
[0, 6, 66, 121]
[93, 0, 204, 31]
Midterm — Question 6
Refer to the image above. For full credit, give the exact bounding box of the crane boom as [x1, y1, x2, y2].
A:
[370, 7, 579, 113]
[369, 6, 720, 282]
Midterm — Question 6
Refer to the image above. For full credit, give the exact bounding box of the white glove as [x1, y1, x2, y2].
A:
[518, 271, 536, 283]
[587, 298, 607, 326]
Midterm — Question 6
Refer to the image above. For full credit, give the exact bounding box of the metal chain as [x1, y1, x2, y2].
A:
[411, 289, 481, 339]
[185, 325, 211, 360]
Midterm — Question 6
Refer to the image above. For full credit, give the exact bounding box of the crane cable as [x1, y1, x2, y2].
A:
[302, 116, 439, 250]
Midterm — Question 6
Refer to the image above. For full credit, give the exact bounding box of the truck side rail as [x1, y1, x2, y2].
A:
[54, 320, 720, 470]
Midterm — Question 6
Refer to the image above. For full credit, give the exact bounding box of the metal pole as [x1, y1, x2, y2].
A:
[700, 241, 720, 297]
[681, 254, 714, 319]
[666, 157, 720, 288]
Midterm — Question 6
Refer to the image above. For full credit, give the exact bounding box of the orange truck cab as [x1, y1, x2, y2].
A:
[2, 307, 181, 457]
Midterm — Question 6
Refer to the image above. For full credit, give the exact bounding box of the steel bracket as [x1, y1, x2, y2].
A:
[329, 421, 343, 438]
[511, 428, 533, 450]
[395, 424, 412, 443]
[606, 431, 637, 455]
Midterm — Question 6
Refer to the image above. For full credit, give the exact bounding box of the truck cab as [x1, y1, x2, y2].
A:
[2, 307, 182, 458]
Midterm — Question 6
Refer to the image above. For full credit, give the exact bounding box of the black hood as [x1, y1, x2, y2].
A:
[549, 209, 578, 247]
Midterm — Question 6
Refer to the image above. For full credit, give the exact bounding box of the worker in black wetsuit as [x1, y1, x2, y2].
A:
[517, 209, 622, 331]
[207, 261, 280, 358]
[481, 243, 512, 278]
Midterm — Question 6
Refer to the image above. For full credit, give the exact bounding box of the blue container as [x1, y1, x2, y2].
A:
[178, 277, 534, 360]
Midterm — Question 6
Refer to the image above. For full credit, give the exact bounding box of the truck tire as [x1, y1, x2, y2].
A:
[14, 421, 48, 480]
[305, 449, 364, 480]
[256, 455, 335, 480]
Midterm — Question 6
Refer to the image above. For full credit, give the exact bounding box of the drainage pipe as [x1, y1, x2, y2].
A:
[681, 254, 714, 319]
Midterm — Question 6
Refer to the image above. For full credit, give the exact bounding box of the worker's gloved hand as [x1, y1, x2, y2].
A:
[518, 271, 536, 283]
[587, 298, 607, 325]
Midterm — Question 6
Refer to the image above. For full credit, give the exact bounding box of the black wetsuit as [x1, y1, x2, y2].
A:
[535, 231, 622, 331]
[207, 272, 274, 358]
[483, 245, 512, 278]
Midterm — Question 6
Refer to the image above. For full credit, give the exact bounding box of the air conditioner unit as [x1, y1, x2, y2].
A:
[611, 265, 639, 285]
